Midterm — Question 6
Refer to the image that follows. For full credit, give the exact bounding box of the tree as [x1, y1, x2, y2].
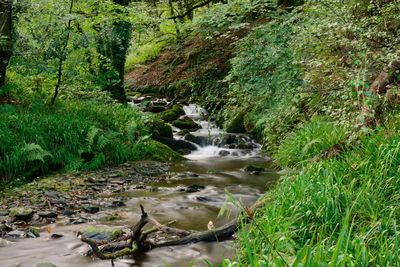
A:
[0, 0, 13, 87]
[97, 0, 132, 103]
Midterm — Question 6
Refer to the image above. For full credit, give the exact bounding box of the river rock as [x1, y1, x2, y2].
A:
[27, 227, 40, 238]
[186, 184, 206, 193]
[196, 196, 215, 202]
[147, 104, 166, 113]
[36, 263, 58, 267]
[80, 226, 124, 242]
[184, 133, 208, 146]
[244, 165, 265, 174]
[172, 117, 201, 131]
[82, 204, 100, 214]
[38, 210, 58, 219]
[218, 150, 230, 157]
[6, 230, 26, 239]
[63, 209, 74, 217]
[70, 217, 88, 225]
[9, 207, 33, 221]
[0, 223, 12, 233]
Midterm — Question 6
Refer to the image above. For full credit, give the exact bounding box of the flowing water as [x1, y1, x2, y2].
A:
[0, 103, 278, 267]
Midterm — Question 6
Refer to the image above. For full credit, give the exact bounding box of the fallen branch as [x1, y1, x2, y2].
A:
[79, 200, 264, 260]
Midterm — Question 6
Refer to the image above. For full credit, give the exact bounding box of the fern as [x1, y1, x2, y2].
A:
[21, 143, 53, 163]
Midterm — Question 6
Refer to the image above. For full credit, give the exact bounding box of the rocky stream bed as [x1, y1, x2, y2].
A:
[0, 96, 279, 267]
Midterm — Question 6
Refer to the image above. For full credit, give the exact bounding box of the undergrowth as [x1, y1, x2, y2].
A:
[0, 100, 179, 184]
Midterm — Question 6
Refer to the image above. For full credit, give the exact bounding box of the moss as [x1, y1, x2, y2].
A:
[81, 226, 124, 242]
[172, 104, 185, 116]
[146, 140, 184, 161]
[159, 109, 180, 122]
[149, 119, 173, 138]
[225, 112, 246, 133]
[172, 117, 200, 130]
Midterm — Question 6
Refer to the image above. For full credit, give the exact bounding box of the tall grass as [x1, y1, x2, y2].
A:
[0, 100, 178, 183]
[232, 115, 400, 266]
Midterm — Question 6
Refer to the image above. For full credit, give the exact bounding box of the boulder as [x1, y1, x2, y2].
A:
[6, 230, 26, 239]
[159, 109, 180, 122]
[172, 104, 186, 115]
[184, 133, 209, 146]
[9, 207, 33, 221]
[147, 104, 166, 113]
[150, 120, 173, 139]
[80, 226, 124, 242]
[172, 117, 201, 131]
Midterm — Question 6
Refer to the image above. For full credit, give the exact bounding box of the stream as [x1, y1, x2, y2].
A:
[0, 100, 278, 267]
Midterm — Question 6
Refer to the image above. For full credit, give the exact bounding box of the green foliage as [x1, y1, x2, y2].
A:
[233, 118, 400, 265]
[0, 100, 174, 182]
[275, 116, 347, 167]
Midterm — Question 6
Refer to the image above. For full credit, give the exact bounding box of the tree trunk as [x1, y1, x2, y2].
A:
[0, 0, 13, 88]
[97, 0, 132, 103]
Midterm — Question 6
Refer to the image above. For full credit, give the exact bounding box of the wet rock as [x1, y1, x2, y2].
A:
[156, 137, 197, 152]
[9, 207, 33, 221]
[196, 196, 215, 202]
[38, 210, 58, 219]
[70, 217, 88, 225]
[27, 227, 40, 238]
[50, 233, 63, 239]
[108, 200, 125, 208]
[218, 150, 230, 157]
[184, 133, 208, 146]
[63, 209, 74, 217]
[6, 230, 26, 239]
[80, 226, 124, 242]
[36, 263, 58, 267]
[82, 204, 100, 214]
[172, 116, 201, 131]
[244, 165, 265, 174]
[186, 184, 205, 193]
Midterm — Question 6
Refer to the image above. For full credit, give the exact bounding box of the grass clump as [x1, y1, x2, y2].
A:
[274, 116, 347, 167]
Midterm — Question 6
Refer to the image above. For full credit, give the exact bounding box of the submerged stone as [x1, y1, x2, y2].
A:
[80, 226, 124, 242]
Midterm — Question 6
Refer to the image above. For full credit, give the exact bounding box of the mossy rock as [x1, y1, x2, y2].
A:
[9, 207, 33, 220]
[177, 129, 191, 136]
[149, 119, 173, 139]
[172, 117, 201, 131]
[159, 109, 180, 123]
[146, 140, 184, 161]
[172, 104, 185, 116]
[80, 226, 124, 242]
[225, 112, 246, 133]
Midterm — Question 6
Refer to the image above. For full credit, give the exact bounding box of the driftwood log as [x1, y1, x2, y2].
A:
[79, 201, 264, 261]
